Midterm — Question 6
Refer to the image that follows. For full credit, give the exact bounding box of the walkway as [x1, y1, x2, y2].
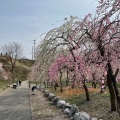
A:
[0, 81, 31, 120]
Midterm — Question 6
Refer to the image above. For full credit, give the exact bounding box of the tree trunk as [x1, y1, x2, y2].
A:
[59, 70, 63, 92]
[70, 50, 76, 89]
[112, 68, 120, 112]
[92, 81, 96, 88]
[46, 80, 49, 88]
[54, 85, 57, 91]
[98, 46, 117, 111]
[83, 80, 90, 101]
[107, 63, 116, 111]
[92, 73, 96, 88]
[11, 64, 14, 71]
[112, 69, 120, 102]
[10, 57, 16, 72]
[44, 81, 46, 88]
[66, 70, 69, 87]
[72, 75, 76, 89]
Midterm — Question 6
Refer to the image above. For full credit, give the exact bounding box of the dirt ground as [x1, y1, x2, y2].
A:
[30, 89, 70, 120]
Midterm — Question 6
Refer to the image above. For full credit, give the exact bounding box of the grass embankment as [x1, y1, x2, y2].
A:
[0, 80, 13, 90]
[49, 85, 120, 120]
[0, 55, 34, 90]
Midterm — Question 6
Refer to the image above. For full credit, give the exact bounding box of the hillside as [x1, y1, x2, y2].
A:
[0, 55, 35, 90]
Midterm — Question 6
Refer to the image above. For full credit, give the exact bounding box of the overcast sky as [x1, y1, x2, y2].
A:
[0, 0, 98, 59]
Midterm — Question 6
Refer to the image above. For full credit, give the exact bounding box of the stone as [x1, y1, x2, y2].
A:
[91, 117, 97, 120]
[73, 111, 90, 120]
[43, 89, 46, 93]
[63, 108, 70, 114]
[57, 100, 66, 108]
[52, 97, 59, 105]
[69, 105, 79, 117]
[44, 90, 50, 97]
[64, 103, 72, 109]
[48, 93, 55, 100]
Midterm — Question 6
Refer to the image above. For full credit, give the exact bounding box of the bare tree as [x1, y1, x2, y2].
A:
[1, 42, 23, 71]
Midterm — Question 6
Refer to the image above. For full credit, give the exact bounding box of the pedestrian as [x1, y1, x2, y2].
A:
[19, 80, 22, 86]
[31, 86, 37, 91]
[54, 81, 59, 90]
[13, 83, 17, 89]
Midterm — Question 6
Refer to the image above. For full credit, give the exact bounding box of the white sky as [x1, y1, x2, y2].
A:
[0, 0, 98, 59]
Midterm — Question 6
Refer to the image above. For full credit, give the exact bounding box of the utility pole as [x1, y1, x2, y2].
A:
[33, 40, 36, 60]
[32, 46, 33, 60]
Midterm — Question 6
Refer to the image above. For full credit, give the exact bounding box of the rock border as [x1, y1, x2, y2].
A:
[41, 88, 97, 120]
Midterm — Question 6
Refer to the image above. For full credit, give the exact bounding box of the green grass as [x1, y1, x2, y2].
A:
[12, 65, 29, 82]
[0, 56, 9, 65]
[18, 58, 35, 67]
[0, 80, 13, 90]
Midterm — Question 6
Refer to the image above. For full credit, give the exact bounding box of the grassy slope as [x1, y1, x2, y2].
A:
[0, 55, 34, 90]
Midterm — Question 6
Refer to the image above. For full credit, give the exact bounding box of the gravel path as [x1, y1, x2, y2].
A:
[30, 89, 70, 120]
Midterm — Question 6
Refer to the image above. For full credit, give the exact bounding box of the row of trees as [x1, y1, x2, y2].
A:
[32, 0, 120, 112]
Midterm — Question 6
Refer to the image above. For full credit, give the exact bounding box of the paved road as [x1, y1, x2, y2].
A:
[0, 81, 32, 120]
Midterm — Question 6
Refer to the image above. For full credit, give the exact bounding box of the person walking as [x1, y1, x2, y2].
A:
[19, 80, 22, 86]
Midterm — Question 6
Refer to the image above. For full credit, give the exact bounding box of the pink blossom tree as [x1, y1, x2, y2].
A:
[77, 0, 120, 111]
